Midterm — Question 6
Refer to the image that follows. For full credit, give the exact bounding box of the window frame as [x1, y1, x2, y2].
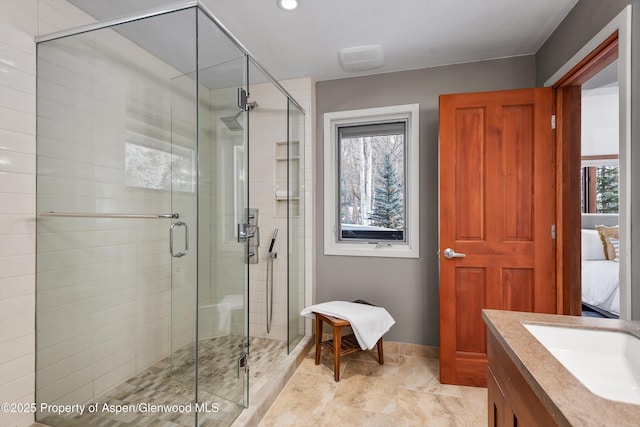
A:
[323, 104, 420, 258]
[581, 155, 619, 214]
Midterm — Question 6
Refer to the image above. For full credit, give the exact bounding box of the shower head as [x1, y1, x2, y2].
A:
[221, 110, 244, 131]
[220, 101, 258, 131]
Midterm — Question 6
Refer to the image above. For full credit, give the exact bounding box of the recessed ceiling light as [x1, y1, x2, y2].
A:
[277, 0, 298, 11]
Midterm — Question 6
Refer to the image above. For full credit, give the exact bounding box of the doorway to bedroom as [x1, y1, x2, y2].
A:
[551, 6, 631, 321]
[579, 59, 620, 319]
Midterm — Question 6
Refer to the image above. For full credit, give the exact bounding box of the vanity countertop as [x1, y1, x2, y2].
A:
[482, 309, 640, 427]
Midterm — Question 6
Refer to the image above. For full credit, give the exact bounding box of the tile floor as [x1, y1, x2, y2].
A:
[258, 343, 488, 427]
[32, 336, 290, 427]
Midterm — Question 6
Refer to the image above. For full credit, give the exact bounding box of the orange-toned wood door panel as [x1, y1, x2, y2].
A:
[439, 88, 556, 387]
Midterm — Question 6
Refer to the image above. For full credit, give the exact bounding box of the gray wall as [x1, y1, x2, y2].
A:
[536, 0, 640, 320]
[315, 56, 535, 346]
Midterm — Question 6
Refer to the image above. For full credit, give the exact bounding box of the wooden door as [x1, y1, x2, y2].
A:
[439, 88, 556, 387]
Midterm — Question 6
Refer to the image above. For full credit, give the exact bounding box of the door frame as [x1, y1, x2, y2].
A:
[545, 5, 632, 319]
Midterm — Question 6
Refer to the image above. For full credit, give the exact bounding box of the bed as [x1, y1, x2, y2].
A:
[581, 228, 619, 318]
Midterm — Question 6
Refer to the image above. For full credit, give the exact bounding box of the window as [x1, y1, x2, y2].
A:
[324, 104, 419, 257]
[581, 157, 619, 213]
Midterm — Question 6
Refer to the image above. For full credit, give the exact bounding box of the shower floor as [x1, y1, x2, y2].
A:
[37, 335, 287, 427]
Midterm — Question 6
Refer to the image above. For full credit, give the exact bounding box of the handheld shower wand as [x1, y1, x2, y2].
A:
[268, 228, 278, 253]
[266, 227, 278, 333]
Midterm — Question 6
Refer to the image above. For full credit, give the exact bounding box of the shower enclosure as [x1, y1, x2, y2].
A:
[35, 2, 305, 426]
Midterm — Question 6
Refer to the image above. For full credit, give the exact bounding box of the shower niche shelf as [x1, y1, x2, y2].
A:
[274, 140, 300, 217]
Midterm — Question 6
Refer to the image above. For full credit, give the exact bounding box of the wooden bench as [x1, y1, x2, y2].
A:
[313, 312, 384, 381]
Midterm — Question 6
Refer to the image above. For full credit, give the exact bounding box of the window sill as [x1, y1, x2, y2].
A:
[324, 242, 419, 258]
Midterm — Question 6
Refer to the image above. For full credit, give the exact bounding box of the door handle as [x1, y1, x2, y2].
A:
[443, 248, 466, 259]
[170, 221, 189, 258]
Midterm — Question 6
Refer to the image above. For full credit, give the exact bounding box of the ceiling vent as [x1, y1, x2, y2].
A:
[338, 45, 384, 72]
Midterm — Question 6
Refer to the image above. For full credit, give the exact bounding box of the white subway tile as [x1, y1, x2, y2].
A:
[37, 78, 93, 112]
[0, 274, 34, 300]
[0, 19, 34, 56]
[0, 332, 33, 365]
[35, 316, 92, 350]
[93, 345, 135, 380]
[36, 21, 58, 36]
[36, 298, 94, 331]
[49, 383, 92, 407]
[0, 293, 33, 323]
[37, 365, 93, 404]
[0, 85, 35, 116]
[35, 194, 95, 215]
[0, 372, 35, 409]
[38, 0, 95, 31]
[36, 97, 93, 128]
[0, 128, 35, 154]
[0, 192, 35, 214]
[36, 58, 94, 98]
[36, 247, 97, 272]
[0, 232, 34, 257]
[37, 175, 94, 198]
[0, 40, 36, 76]
[0, 0, 37, 36]
[37, 155, 93, 180]
[0, 148, 35, 174]
[92, 326, 136, 361]
[0, 171, 35, 194]
[36, 331, 92, 370]
[93, 359, 135, 398]
[36, 348, 92, 390]
[0, 405, 34, 427]
[38, 116, 92, 146]
[0, 312, 33, 347]
[36, 281, 93, 312]
[0, 254, 34, 279]
[0, 64, 35, 96]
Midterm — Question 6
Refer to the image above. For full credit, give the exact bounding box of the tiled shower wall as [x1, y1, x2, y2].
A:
[246, 77, 314, 341]
[1, 3, 95, 426]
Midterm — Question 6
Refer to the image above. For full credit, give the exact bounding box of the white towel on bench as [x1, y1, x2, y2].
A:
[301, 301, 395, 350]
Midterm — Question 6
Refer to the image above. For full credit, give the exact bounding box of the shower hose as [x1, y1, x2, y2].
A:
[266, 253, 275, 333]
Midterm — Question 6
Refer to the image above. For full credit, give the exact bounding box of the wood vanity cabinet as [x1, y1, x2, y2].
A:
[487, 330, 558, 427]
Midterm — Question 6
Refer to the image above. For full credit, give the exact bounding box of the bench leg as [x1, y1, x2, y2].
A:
[315, 315, 322, 365]
[376, 338, 384, 365]
[333, 325, 341, 381]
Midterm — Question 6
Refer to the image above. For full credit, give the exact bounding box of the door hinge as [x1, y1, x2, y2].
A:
[237, 353, 249, 378]
[551, 224, 556, 239]
[237, 87, 249, 111]
[551, 114, 556, 130]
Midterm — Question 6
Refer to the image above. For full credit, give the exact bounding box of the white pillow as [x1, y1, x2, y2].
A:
[581, 229, 607, 260]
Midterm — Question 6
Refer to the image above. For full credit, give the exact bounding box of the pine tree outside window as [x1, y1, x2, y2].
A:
[338, 122, 406, 242]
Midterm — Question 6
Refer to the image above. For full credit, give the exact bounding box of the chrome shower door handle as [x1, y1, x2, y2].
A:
[443, 248, 466, 259]
[170, 221, 189, 258]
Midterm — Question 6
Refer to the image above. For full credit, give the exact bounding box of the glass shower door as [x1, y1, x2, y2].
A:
[190, 8, 250, 424]
[168, 7, 250, 425]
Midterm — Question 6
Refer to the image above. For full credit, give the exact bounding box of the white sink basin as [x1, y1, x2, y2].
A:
[523, 323, 640, 404]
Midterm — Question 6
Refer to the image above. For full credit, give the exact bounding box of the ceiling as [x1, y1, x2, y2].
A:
[68, 0, 579, 82]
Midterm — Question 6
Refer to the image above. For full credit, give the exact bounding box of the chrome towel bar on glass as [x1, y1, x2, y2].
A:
[38, 212, 180, 219]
